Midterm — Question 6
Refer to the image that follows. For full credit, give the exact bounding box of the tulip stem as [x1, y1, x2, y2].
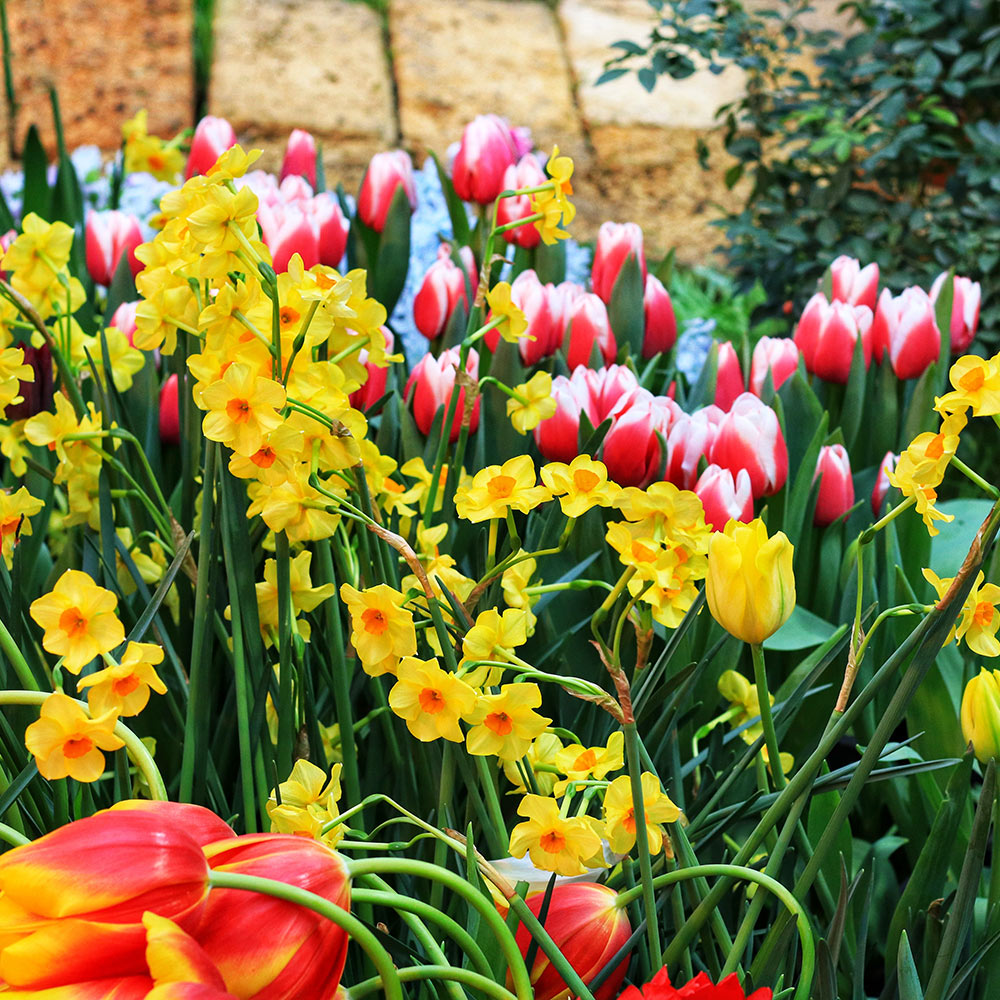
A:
[0, 821, 28, 846]
[350, 964, 521, 1000]
[0, 616, 40, 691]
[207, 870, 403, 1000]
[0, 691, 166, 800]
[750, 643, 785, 790]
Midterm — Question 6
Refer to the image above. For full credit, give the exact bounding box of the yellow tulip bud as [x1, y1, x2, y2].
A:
[705, 518, 795, 645]
[960, 668, 1000, 763]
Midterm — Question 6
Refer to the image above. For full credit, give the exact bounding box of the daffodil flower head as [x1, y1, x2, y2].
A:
[508, 794, 604, 877]
[24, 692, 124, 782]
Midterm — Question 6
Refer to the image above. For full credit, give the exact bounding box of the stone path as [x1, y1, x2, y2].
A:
[4, 0, 847, 263]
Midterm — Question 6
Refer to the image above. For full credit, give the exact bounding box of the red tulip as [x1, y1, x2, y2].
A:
[186, 117, 238, 179]
[872, 450, 897, 516]
[533, 373, 594, 463]
[451, 114, 518, 205]
[619, 965, 772, 1000]
[358, 150, 416, 233]
[870, 286, 940, 379]
[665, 406, 724, 491]
[406, 346, 480, 443]
[828, 254, 879, 311]
[709, 393, 788, 498]
[0, 810, 210, 988]
[591, 222, 647, 304]
[159, 374, 181, 444]
[199, 834, 351, 1000]
[108, 800, 237, 847]
[413, 245, 477, 340]
[813, 443, 855, 526]
[749, 336, 799, 396]
[563, 292, 617, 370]
[4, 342, 53, 420]
[496, 155, 547, 249]
[308, 192, 349, 268]
[642, 273, 677, 358]
[930, 272, 982, 353]
[484, 269, 558, 361]
[110, 300, 139, 343]
[257, 204, 319, 273]
[578, 364, 640, 424]
[510, 883, 632, 1000]
[280, 129, 317, 187]
[602, 390, 675, 487]
[793, 292, 873, 384]
[714, 342, 745, 411]
[86, 210, 143, 286]
[695, 464, 754, 530]
[350, 327, 395, 413]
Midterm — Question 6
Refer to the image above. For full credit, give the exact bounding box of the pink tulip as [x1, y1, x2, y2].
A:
[496, 155, 547, 249]
[590, 222, 647, 304]
[110, 301, 140, 344]
[695, 464, 753, 530]
[307, 193, 349, 268]
[186, 117, 237, 179]
[602, 391, 676, 488]
[86, 210, 143, 286]
[413, 245, 477, 341]
[665, 406, 724, 491]
[533, 374, 594, 463]
[872, 450, 897, 516]
[563, 292, 617, 370]
[749, 336, 799, 395]
[358, 151, 416, 233]
[829, 255, 879, 311]
[350, 327, 394, 414]
[485, 270, 557, 362]
[406, 346, 480, 443]
[793, 292, 873, 384]
[710, 393, 788, 498]
[813, 443, 855, 526]
[714, 342, 746, 411]
[280, 129, 317, 187]
[257, 204, 319, 273]
[578, 365, 640, 424]
[277, 174, 314, 206]
[870, 286, 941, 379]
[451, 115, 518, 205]
[930, 272, 982, 353]
[642, 274, 677, 358]
[160, 374, 180, 445]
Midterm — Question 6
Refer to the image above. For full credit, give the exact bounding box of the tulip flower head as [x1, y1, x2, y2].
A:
[533, 372, 593, 463]
[590, 221, 647, 304]
[695, 464, 753, 531]
[186, 116, 238, 179]
[619, 965, 773, 1000]
[643, 273, 677, 358]
[749, 336, 799, 396]
[563, 291, 616, 370]
[931, 271, 982, 353]
[452, 114, 519, 204]
[870, 286, 941, 379]
[85, 210, 144, 286]
[280, 128, 317, 186]
[358, 150, 417, 233]
[871, 450, 897, 515]
[496, 154, 548, 248]
[828, 254, 879, 310]
[794, 292, 874, 384]
[812, 443, 855, 526]
[714, 341, 746, 411]
[706, 518, 795, 644]
[961, 668, 1000, 763]
[406, 346, 480, 443]
[709, 393, 788, 498]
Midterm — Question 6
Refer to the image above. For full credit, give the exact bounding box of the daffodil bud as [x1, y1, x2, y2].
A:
[706, 518, 795, 645]
[961, 668, 1000, 762]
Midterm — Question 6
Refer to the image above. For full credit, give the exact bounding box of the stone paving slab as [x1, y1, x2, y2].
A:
[211, 0, 396, 191]
[390, 0, 585, 162]
[6, 0, 192, 162]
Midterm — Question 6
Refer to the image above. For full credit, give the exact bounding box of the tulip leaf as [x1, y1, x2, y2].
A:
[777, 367, 824, 477]
[534, 236, 566, 286]
[685, 340, 718, 410]
[104, 249, 138, 323]
[608, 253, 645, 359]
[807, 774, 852, 899]
[0, 760, 39, 823]
[929, 498, 996, 577]
[372, 185, 412, 317]
[901, 362, 942, 445]
[763, 604, 838, 651]
[430, 150, 471, 248]
[840, 330, 870, 453]
[933, 268, 954, 390]
[20, 124, 51, 222]
[0, 180, 13, 233]
[898, 931, 926, 1000]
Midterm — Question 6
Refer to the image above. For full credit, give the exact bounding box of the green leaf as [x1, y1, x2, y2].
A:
[898, 931, 925, 1000]
[930, 499, 996, 577]
[533, 237, 566, 286]
[764, 603, 838, 651]
[607, 252, 645, 359]
[371, 184, 412, 317]
[430, 150, 471, 248]
[20, 124, 51, 221]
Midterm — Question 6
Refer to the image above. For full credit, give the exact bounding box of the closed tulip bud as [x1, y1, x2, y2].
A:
[664, 407, 723, 491]
[870, 286, 941, 379]
[602, 391, 675, 487]
[280, 128, 317, 186]
[829, 254, 879, 311]
[714, 342, 746, 411]
[750, 336, 799, 396]
[277, 174, 313, 205]
[696, 464, 753, 531]
[533, 373, 593, 463]
[107, 799, 237, 847]
[160, 373, 180, 444]
[931, 272, 982, 353]
[413, 245, 477, 340]
[961, 668, 1000, 763]
[793, 293, 873, 384]
[580, 364, 640, 423]
[496, 155, 547, 249]
[257, 204, 319, 272]
[710, 393, 788, 498]
[350, 327, 394, 413]
[451, 114, 518, 204]
[706, 517, 795, 644]
[199, 834, 351, 1000]
[510, 883, 632, 1000]
[406, 346, 480, 443]
[186, 116, 238, 179]
[813, 443, 855, 526]
[642, 273, 677, 358]
[5, 341, 52, 420]
[563, 292, 617, 370]
[304, 193, 348, 268]
[591, 222, 647, 304]
[871, 450, 897, 516]
[110, 300, 140, 343]
[85, 210, 143, 287]
[0, 809, 210, 988]
[358, 150, 416, 233]
[511, 270, 557, 362]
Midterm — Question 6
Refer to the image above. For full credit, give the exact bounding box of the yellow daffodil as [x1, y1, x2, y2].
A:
[507, 372, 557, 435]
[454, 454, 551, 523]
[200, 363, 287, 457]
[340, 583, 416, 676]
[553, 731, 625, 796]
[502, 732, 564, 796]
[460, 607, 530, 686]
[29, 569, 126, 674]
[508, 794, 604, 877]
[603, 772, 680, 855]
[486, 281, 529, 343]
[936, 354, 1000, 417]
[542, 455, 622, 516]
[923, 568, 1000, 656]
[0, 420, 30, 477]
[0, 348, 33, 417]
[77, 641, 167, 717]
[245, 471, 341, 542]
[266, 758, 344, 846]
[82, 329, 145, 393]
[387, 657, 478, 743]
[0, 486, 43, 568]
[3, 214, 74, 299]
[228, 423, 305, 487]
[122, 110, 184, 180]
[24, 693, 124, 782]
[466, 683, 551, 761]
[530, 147, 576, 246]
[253, 551, 337, 646]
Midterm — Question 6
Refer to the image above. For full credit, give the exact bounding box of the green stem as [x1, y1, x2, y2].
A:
[951, 456, 1000, 499]
[0, 616, 39, 690]
[274, 530, 295, 778]
[474, 752, 508, 858]
[0, 822, 28, 847]
[750, 643, 785, 790]
[349, 965, 519, 1000]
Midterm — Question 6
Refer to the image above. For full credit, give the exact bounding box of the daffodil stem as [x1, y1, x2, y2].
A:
[750, 643, 785, 790]
[951, 456, 1000, 499]
[0, 691, 166, 799]
[274, 530, 295, 778]
[859, 494, 916, 543]
[350, 964, 519, 1000]
[422, 341, 470, 529]
[623, 719, 663, 970]
[0, 616, 39, 690]
[474, 752, 508, 858]
[208, 870, 403, 1000]
[430, 743, 456, 911]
